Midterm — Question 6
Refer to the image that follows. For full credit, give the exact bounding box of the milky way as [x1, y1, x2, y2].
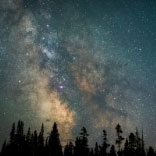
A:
[0, 0, 156, 147]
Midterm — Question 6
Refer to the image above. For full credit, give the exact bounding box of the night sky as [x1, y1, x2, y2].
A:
[0, 0, 156, 147]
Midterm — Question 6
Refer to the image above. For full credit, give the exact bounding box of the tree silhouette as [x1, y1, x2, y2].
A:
[10, 123, 15, 144]
[38, 124, 44, 147]
[147, 147, 156, 156]
[38, 124, 44, 156]
[15, 120, 25, 147]
[89, 148, 94, 156]
[110, 145, 116, 156]
[99, 130, 110, 156]
[115, 124, 124, 155]
[26, 128, 31, 143]
[79, 127, 89, 152]
[48, 122, 62, 156]
[94, 142, 99, 156]
[141, 129, 146, 156]
[74, 137, 81, 156]
[123, 139, 129, 156]
[64, 142, 73, 156]
[135, 128, 142, 156]
[0, 141, 7, 156]
[128, 133, 136, 156]
[74, 127, 89, 156]
[1, 121, 156, 156]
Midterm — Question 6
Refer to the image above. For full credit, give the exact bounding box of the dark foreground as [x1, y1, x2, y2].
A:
[0, 121, 155, 156]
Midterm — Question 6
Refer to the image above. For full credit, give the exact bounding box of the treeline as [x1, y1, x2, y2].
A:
[0, 121, 156, 156]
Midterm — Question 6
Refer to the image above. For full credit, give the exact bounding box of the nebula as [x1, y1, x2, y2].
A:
[3, 1, 75, 143]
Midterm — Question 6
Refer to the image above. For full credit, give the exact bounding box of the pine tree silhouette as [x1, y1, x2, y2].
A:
[74, 127, 89, 156]
[135, 128, 142, 156]
[48, 122, 62, 156]
[74, 137, 81, 156]
[10, 123, 15, 144]
[115, 124, 124, 156]
[89, 148, 94, 156]
[64, 142, 73, 156]
[38, 124, 44, 156]
[123, 139, 129, 156]
[94, 142, 99, 156]
[79, 127, 89, 155]
[1, 121, 156, 156]
[26, 128, 31, 143]
[147, 147, 156, 156]
[110, 145, 116, 156]
[141, 129, 146, 156]
[128, 133, 136, 156]
[0, 141, 7, 156]
[99, 130, 110, 156]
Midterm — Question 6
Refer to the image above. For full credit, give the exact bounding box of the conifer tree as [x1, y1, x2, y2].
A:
[15, 120, 25, 146]
[64, 142, 73, 156]
[123, 139, 129, 156]
[38, 124, 44, 147]
[2, 120, 156, 156]
[10, 123, 15, 144]
[99, 130, 110, 156]
[16, 120, 24, 136]
[34, 130, 38, 147]
[89, 148, 94, 156]
[74, 127, 89, 156]
[80, 127, 89, 156]
[0, 140, 7, 156]
[141, 129, 146, 156]
[128, 133, 136, 156]
[135, 128, 142, 156]
[147, 146, 156, 156]
[26, 128, 31, 143]
[74, 137, 81, 156]
[115, 124, 124, 153]
[94, 142, 99, 156]
[48, 122, 62, 156]
[110, 145, 116, 156]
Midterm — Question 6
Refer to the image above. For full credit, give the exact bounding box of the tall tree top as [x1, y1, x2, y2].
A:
[80, 127, 89, 137]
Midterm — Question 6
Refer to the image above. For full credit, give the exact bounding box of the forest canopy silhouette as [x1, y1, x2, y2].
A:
[0, 120, 156, 156]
